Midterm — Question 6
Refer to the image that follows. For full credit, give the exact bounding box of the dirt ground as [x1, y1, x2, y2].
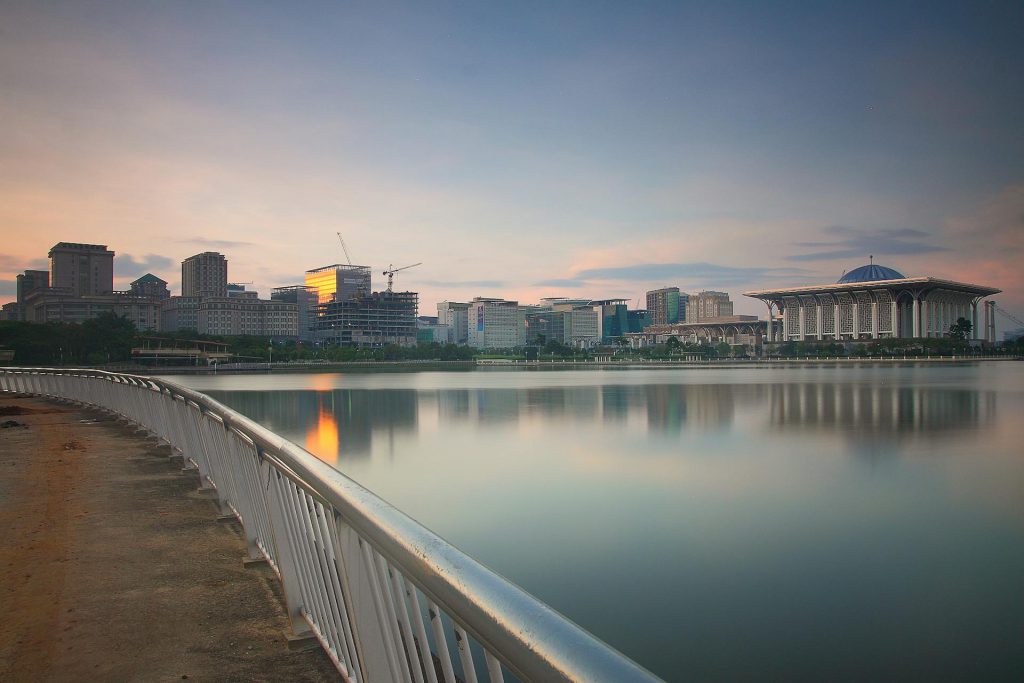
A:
[0, 394, 338, 682]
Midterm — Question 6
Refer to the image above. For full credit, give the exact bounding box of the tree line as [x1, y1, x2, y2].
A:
[1, 313, 1020, 367]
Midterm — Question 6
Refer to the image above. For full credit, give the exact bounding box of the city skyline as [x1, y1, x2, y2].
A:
[1, 2, 1021, 323]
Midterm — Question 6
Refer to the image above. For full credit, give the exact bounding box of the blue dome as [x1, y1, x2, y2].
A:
[837, 264, 905, 284]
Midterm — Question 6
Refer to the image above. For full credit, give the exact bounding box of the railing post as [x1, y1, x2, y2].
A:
[261, 457, 315, 638]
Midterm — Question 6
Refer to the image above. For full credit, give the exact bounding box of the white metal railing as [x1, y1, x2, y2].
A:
[1, 368, 661, 683]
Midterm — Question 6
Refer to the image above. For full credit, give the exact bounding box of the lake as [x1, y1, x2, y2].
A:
[164, 363, 1024, 681]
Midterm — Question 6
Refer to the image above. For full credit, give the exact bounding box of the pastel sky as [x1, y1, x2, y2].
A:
[1, 1, 1022, 324]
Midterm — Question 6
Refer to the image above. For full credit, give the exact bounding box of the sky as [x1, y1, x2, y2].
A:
[1, 1, 1022, 325]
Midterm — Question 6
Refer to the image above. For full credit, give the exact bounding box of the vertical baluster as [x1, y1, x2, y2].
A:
[359, 540, 406, 683]
[389, 566, 425, 683]
[403, 577, 440, 683]
[428, 602, 457, 683]
[484, 652, 505, 683]
[454, 624, 479, 683]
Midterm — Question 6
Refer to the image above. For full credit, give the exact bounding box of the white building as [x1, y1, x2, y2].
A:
[437, 301, 470, 344]
[744, 262, 1001, 342]
[467, 297, 525, 349]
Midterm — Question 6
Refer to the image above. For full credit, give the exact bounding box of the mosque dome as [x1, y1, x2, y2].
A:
[837, 263, 905, 284]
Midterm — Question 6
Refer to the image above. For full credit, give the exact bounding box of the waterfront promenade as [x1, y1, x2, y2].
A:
[0, 394, 335, 681]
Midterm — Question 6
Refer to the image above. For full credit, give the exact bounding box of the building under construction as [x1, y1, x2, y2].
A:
[313, 290, 419, 347]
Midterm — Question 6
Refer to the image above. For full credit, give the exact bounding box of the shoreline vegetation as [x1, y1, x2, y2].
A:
[0, 313, 1020, 373]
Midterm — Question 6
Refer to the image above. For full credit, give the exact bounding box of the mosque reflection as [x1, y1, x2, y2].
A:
[208, 381, 995, 464]
[768, 383, 996, 444]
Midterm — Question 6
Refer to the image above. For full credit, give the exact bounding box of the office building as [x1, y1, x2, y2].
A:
[129, 274, 170, 299]
[686, 291, 734, 322]
[3, 269, 52, 321]
[417, 316, 449, 343]
[182, 252, 228, 298]
[272, 286, 318, 343]
[24, 290, 163, 330]
[437, 301, 470, 344]
[49, 242, 114, 297]
[195, 297, 298, 340]
[628, 309, 650, 333]
[646, 287, 683, 326]
[591, 299, 629, 343]
[305, 264, 372, 304]
[161, 296, 201, 332]
[468, 297, 525, 349]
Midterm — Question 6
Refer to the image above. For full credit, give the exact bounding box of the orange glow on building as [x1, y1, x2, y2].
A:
[304, 264, 371, 304]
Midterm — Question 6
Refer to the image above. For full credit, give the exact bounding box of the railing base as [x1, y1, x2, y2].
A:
[286, 633, 320, 652]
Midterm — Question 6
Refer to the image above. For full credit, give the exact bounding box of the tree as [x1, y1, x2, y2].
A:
[949, 317, 973, 340]
[665, 337, 681, 351]
[715, 341, 731, 357]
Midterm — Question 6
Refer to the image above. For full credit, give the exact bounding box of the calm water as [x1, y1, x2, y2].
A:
[165, 364, 1024, 681]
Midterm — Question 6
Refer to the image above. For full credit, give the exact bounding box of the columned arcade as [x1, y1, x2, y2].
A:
[744, 263, 1000, 343]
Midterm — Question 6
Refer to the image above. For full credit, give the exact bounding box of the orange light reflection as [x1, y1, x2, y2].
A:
[305, 402, 339, 464]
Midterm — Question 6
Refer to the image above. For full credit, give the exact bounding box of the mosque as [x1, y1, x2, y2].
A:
[744, 259, 1001, 343]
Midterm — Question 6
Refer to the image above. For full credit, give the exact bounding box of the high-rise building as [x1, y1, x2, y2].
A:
[686, 291, 734, 322]
[182, 252, 228, 298]
[304, 264, 372, 304]
[646, 287, 683, 326]
[468, 298, 525, 349]
[49, 242, 114, 297]
[437, 301, 470, 344]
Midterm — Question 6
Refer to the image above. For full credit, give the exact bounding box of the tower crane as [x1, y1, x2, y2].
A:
[382, 262, 421, 292]
[336, 232, 354, 266]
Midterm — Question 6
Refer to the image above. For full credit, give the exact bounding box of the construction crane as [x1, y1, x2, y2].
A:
[382, 262, 421, 292]
[336, 232, 353, 266]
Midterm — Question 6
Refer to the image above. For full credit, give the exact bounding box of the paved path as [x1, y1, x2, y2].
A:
[0, 394, 337, 682]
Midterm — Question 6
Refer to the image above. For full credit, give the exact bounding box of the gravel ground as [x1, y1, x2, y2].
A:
[0, 395, 337, 682]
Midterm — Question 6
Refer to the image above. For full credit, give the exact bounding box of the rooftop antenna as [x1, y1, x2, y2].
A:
[870, 254, 874, 265]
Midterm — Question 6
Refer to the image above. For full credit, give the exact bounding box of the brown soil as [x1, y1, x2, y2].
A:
[0, 395, 337, 682]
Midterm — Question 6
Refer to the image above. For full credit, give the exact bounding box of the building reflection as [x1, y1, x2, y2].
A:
[768, 383, 995, 446]
[209, 379, 995, 465]
[210, 389, 417, 463]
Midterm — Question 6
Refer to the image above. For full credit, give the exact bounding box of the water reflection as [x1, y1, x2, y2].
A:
[213, 388, 418, 462]
[208, 381, 995, 464]
[189, 366, 1023, 681]
[769, 384, 996, 445]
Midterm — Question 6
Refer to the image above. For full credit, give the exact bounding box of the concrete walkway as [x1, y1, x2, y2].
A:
[0, 394, 337, 682]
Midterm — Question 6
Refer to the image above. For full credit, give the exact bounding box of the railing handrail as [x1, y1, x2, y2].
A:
[1, 366, 661, 683]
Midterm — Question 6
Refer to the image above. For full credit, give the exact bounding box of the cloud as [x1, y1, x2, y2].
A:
[177, 237, 256, 249]
[571, 262, 810, 286]
[787, 226, 949, 261]
[115, 253, 175, 278]
[0, 280, 15, 297]
[534, 278, 586, 287]
[0, 254, 48, 273]
[418, 279, 505, 288]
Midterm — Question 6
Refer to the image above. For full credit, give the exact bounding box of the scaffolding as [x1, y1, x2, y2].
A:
[313, 290, 419, 347]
